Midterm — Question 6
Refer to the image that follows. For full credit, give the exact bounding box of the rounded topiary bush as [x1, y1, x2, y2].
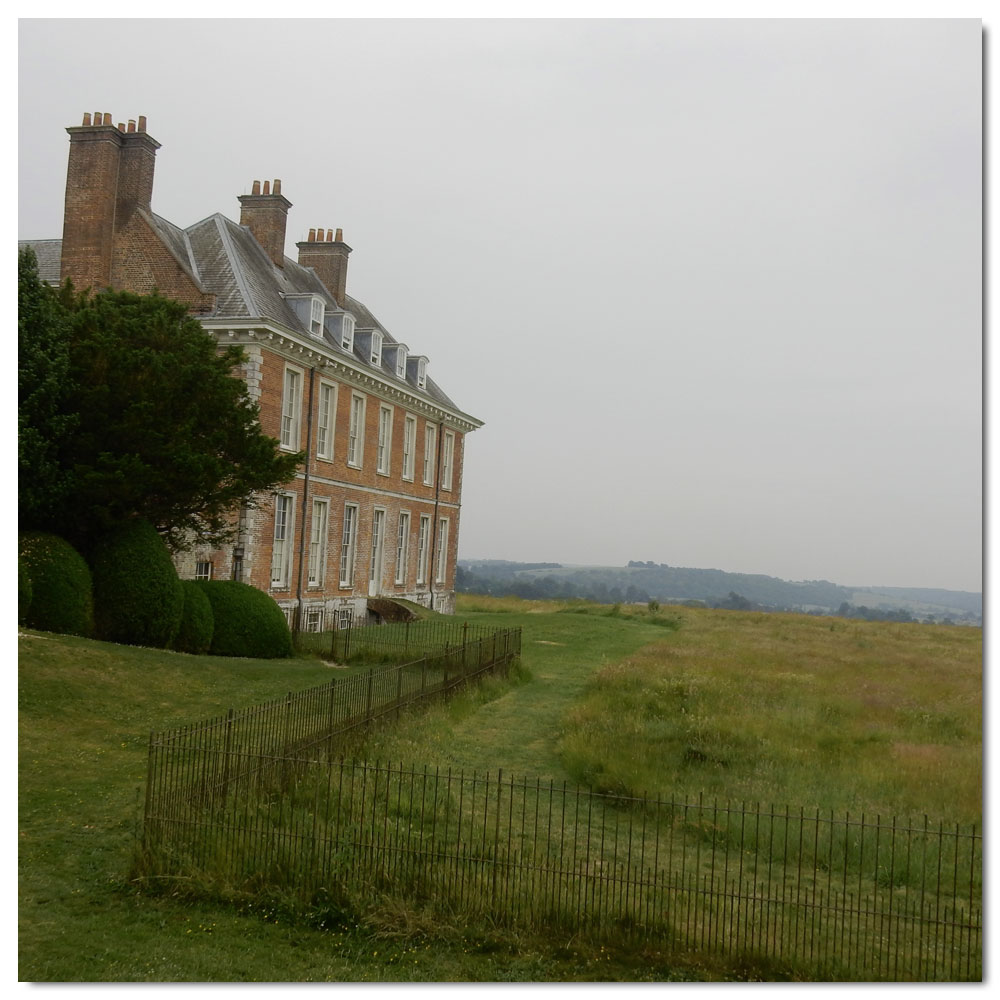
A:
[173, 579, 215, 655]
[196, 580, 292, 659]
[18, 557, 33, 626]
[18, 532, 93, 636]
[90, 519, 184, 648]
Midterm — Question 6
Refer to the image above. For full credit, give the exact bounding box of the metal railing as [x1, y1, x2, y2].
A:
[294, 618, 501, 664]
[140, 756, 981, 981]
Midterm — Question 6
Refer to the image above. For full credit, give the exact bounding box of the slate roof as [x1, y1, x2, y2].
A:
[18, 239, 62, 284]
[19, 215, 463, 413]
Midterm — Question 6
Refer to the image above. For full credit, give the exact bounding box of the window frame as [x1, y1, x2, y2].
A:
[308, 497, 330, 587]
[270, 492, 296, 590]
[347, 392, 366, 469]
[395, 510, 411, 586]
[280, 365, 304, 451]
[194, 560, 212, 581]
[434, 516, 450, 585]
[310, 297, 325, 337]
[441, 430, 455, 491]
[316, 380, 338, 461]
[376, 404, 393, 476]
[339, 503, 359, 588]
[416, 514, 431, 586]
[402, 414, 417, 482]
[422, 423, 437, 486]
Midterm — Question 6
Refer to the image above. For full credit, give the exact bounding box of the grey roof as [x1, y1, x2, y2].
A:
[20, 215, 464, 414]
[18, 240, 62, 284]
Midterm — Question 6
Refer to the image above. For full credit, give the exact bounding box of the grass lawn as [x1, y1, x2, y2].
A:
[18, 600, 981, 982]
[19, 610, 697, 982]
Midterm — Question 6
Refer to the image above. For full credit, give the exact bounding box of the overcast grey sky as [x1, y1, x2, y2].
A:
[18, 18, 982, 591]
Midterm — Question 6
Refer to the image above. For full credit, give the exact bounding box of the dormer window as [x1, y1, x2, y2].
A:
[341, 315, 355, 352]
[310, 297, 324, 336]
[370, 331, 383, 366]
[417, 358, 427, 390]
[395, 347, 407, 379]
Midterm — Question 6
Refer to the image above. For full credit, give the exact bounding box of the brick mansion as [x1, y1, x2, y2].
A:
[20, 112, 482, 628]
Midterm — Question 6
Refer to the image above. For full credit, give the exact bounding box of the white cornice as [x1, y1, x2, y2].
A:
[212, 320, 483, 433]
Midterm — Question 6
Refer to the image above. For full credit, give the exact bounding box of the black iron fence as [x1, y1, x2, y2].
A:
[294, 618, 500, 665]
[137, 622, 981, 981]
[140, 756, 981, 982]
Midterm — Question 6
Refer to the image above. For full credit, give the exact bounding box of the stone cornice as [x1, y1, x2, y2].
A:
[210, 320, 482, 433]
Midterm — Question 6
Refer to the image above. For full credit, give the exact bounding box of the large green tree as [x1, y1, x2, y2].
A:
[18, 248, 303, 552]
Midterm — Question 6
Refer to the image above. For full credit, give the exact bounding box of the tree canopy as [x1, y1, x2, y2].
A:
[18, 247, 303, 552]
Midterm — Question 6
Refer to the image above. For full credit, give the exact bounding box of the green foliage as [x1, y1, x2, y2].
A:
[18, 249, 78, 527]
[173, 580, 215, 655]
[18, 532, 94, 637]
[90, 520, 184, 649]
[196, 581, 292, 659]
[19, 557, 33, 626]
[17, 270, 302, 552]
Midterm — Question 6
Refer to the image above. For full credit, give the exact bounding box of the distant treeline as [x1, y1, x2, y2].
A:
[456, 560, 981, 625]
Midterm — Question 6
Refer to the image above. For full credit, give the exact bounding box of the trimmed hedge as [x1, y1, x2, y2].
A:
[90, 520, 184, 649]
[19, 557, 33, 626]
[18, 532, 94, 637]
[196, 580, 292, 659]
[173, 580, 215, 655]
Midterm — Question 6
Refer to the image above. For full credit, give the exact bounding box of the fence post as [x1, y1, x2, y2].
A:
[462, 622, 468, 675]
[345, 619, 352, 662]
[141, 730, 157, 852]
[395, 665, 403, 719]
[443, 643, 450, 689]
[365, 668, 374, 723]
[326, 678, 337, 756]
[405, 620, 410, 657]
[219, 707, 235, 805]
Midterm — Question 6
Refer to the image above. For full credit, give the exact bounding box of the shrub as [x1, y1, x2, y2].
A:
[90, 520, 184, 648]
[19, 558, 33, 626]
[18, 532, 93, 636]
[196, 580, 292, 659]
[173, 580, 215, 655]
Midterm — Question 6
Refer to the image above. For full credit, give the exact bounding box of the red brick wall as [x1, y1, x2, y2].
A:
[236, 345, 466, 608]
[111, 213, 215, 310]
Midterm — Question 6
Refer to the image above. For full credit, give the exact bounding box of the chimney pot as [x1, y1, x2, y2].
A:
[127, 119, 136, 133]
[117, 122, 126, 132]
[308, 228, 316, 242]
[327, 230, 334, 242]
[138, 115, 147, 131]
[273, 179, 281, 194]
[335, 228, 343, 242]
[102, 113, 112, 126]
[251, 180, 261, 195]
[262, 180, 270, 195]
[82, 112, 92, 126]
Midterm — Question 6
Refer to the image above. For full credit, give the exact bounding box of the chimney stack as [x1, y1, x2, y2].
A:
[239, 179, 292, 269]
[296, 227, 352, 307]
[60, 111, 159, 290]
